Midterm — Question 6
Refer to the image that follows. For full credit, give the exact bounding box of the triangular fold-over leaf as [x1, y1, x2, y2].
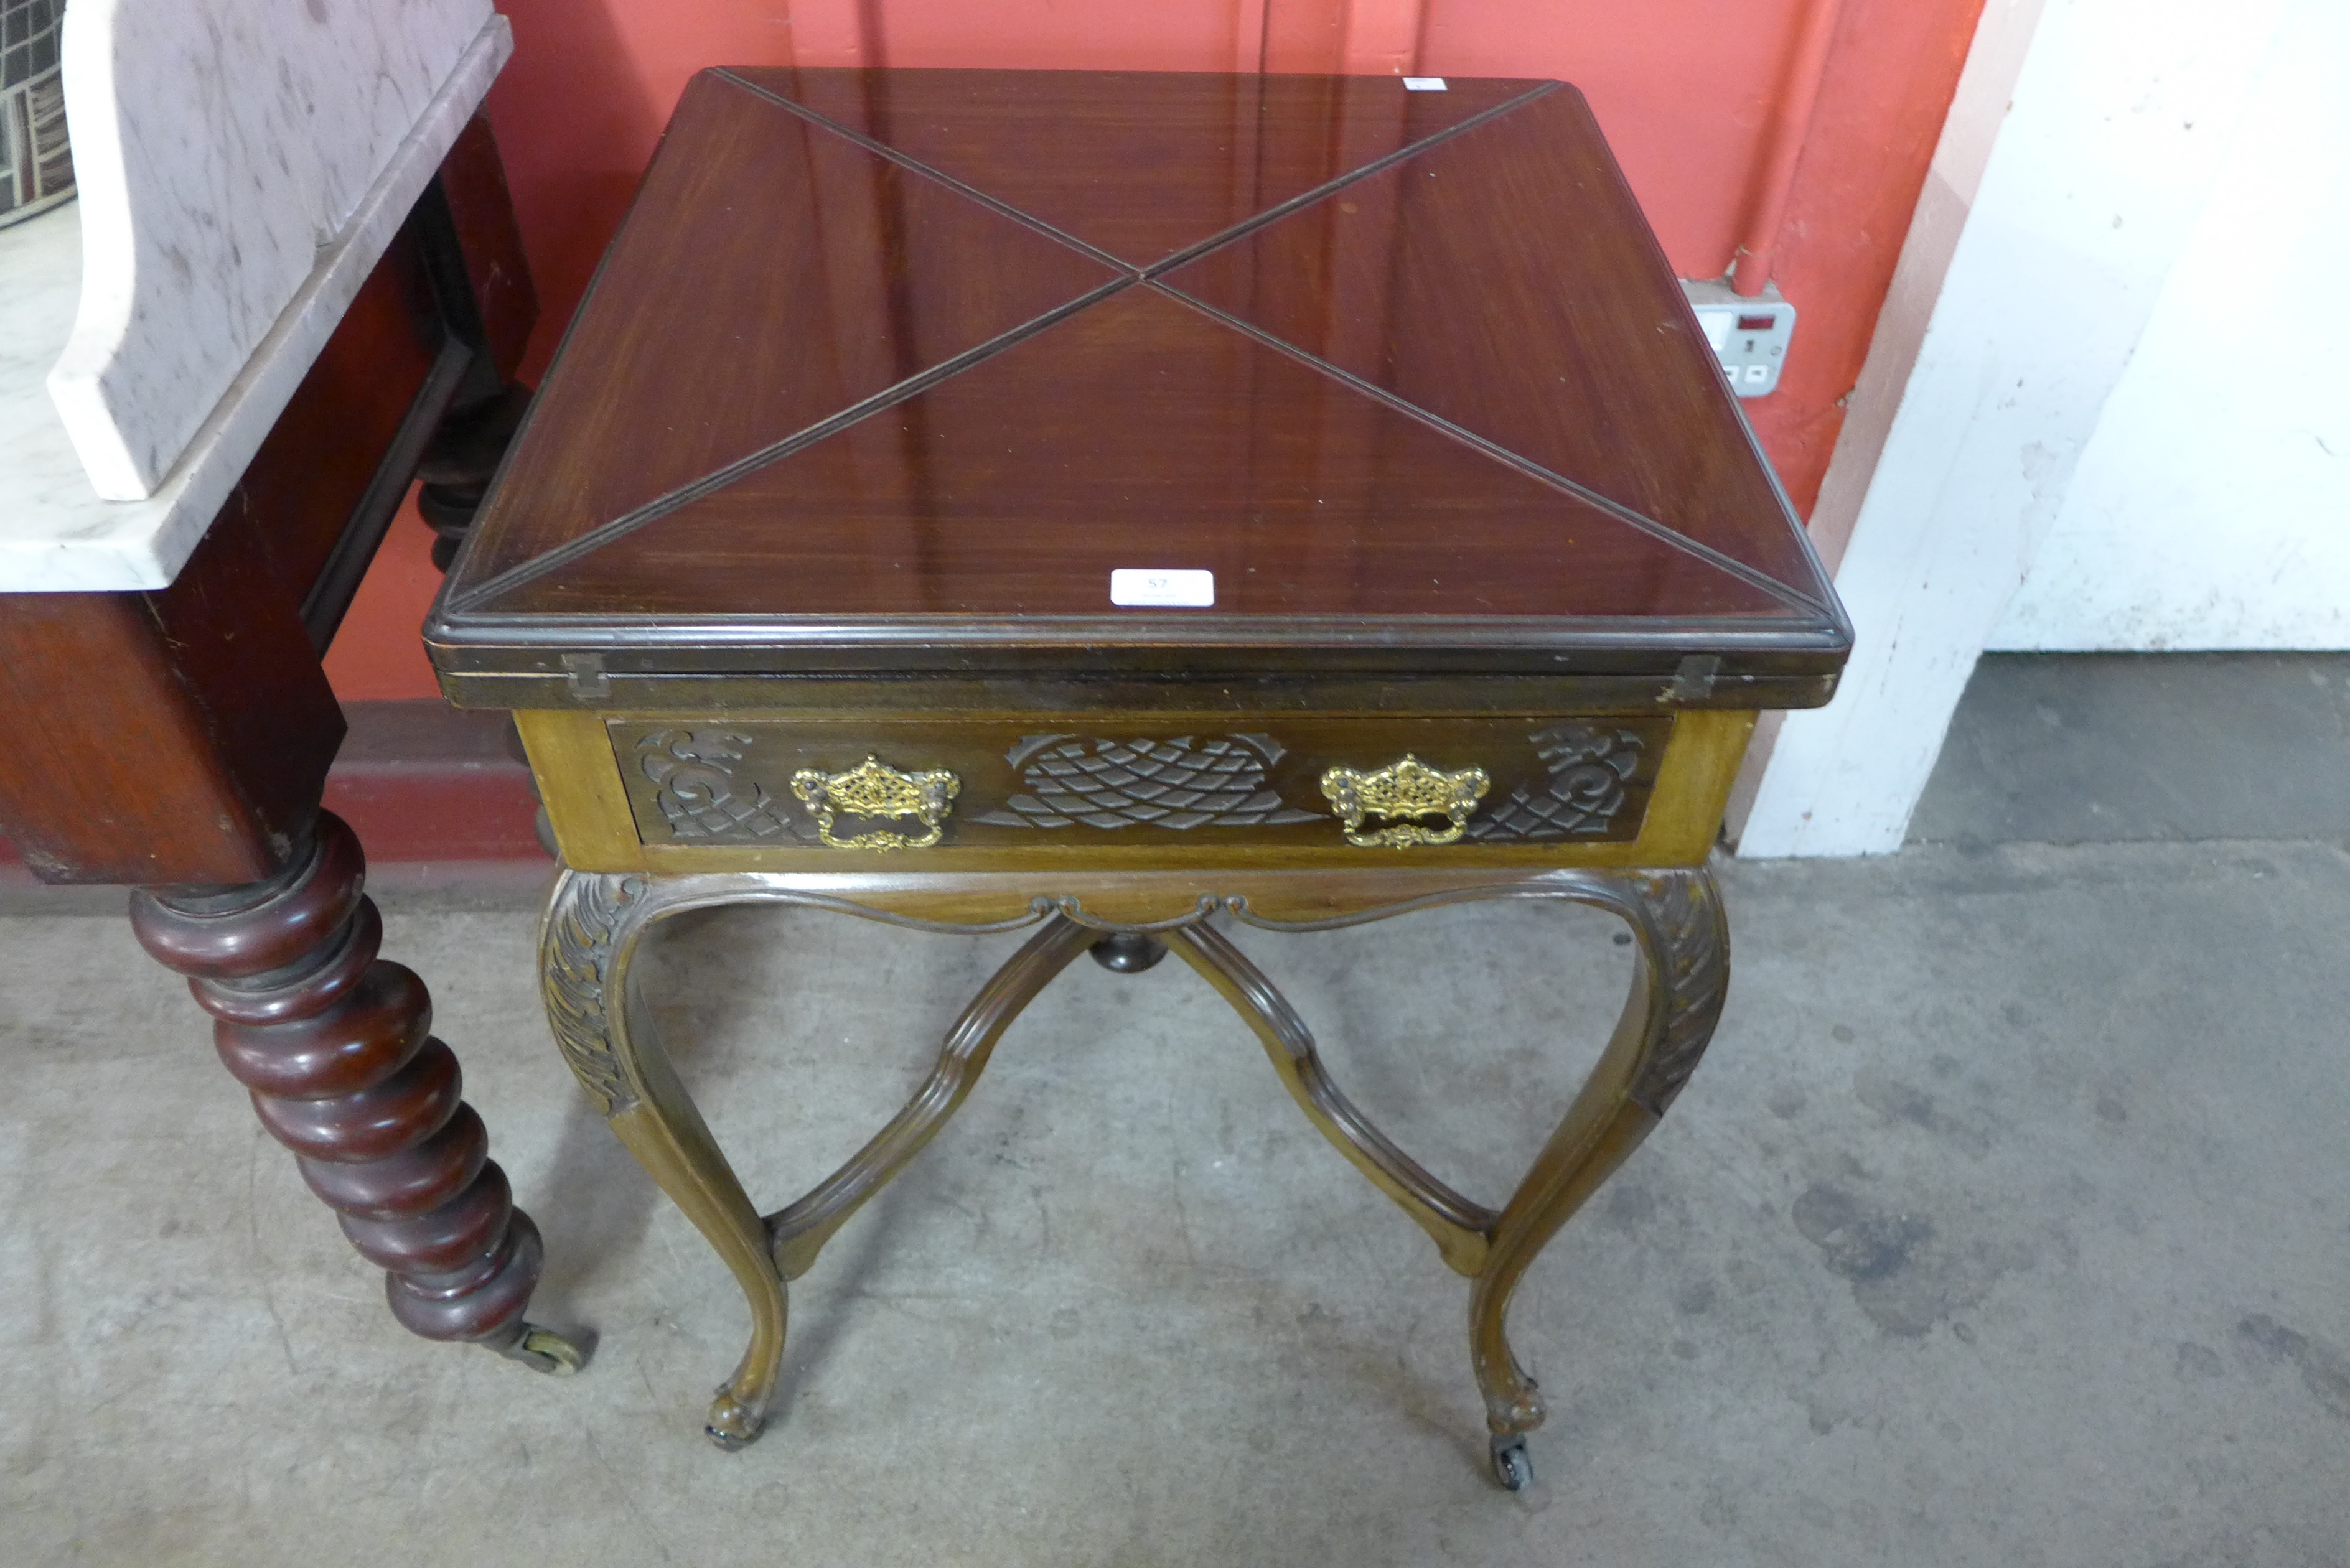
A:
[1159, 88, 1821, 597]
[477, 287, 1790, 623]
[464, 72, 1124, 589]
[726, 67, 1543, 267]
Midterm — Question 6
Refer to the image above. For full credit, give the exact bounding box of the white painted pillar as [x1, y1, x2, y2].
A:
[1989, 0, 2350, 651]
[1730, 0, 2296, 857]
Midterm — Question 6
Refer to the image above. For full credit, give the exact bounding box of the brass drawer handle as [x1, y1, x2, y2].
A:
[1318, 755, 1491, 848]
[789, 756, 961, 851]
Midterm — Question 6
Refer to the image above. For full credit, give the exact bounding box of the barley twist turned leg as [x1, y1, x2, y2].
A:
[130, 810, 583, 1373]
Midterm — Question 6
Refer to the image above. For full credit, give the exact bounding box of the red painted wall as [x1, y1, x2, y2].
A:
[321, 489, 445, 698]
[327, 0, 1985, 702]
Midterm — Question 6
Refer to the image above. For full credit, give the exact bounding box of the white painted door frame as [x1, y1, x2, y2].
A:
[1730, 0, 2304, 857]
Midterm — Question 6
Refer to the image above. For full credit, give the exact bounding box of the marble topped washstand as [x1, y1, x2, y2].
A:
[0, 2, 585, 1375]
[1, 0, 510, 589]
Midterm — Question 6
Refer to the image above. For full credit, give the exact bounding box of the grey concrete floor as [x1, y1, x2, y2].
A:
[4, 834, 2348, 1566]
[7, 654, 2350, 1565]
[1910, 653, 2350, 846]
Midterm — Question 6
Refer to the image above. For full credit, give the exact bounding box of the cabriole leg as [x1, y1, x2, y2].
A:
[541, 878, 1096, 1447]
[540, 869, 781, 1447]
[129, 810, 582, 1374]
[1466, 867, 1728, 1489]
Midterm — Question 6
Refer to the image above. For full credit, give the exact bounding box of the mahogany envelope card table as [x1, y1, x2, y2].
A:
[426, 65, 1853, 1490]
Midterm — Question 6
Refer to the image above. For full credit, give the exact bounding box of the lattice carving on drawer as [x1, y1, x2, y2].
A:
[635, 730, 816, 842]
[1465, 723, 1646, 841]
[973, 734, 1323, 830]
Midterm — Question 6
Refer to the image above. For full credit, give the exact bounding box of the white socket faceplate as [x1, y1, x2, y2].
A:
[1679, 276, 1796, 398]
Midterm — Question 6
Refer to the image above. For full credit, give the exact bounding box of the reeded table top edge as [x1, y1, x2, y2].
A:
[424, 603, 1855, 704]
[427, 606, 1851, 649]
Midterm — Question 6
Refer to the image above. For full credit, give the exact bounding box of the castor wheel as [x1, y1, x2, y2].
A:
[704, 1422, 755, 1452]
[494, 1322, 590, 1376]
[1088, 932, 1168, 973]
[1489, 1433, 1532, 1491]
[704, 1388, 765, 1450]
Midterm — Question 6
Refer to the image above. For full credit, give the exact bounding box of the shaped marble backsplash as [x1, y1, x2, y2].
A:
[45, 0, 492, 498]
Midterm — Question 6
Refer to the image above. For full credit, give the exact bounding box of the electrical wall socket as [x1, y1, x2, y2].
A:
[1680, 277, 1796, 398]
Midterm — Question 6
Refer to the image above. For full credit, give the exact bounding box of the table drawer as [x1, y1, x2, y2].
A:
[591, 713, 1680, 854]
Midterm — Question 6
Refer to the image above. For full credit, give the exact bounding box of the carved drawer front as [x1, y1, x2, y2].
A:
[609, 716, 1670, 852]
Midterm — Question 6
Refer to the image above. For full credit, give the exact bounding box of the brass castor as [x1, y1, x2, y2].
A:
[494, 1322, 589, 1376]
[1489, 1433, 1532, 1491]
[705, 1388, 765, 1450]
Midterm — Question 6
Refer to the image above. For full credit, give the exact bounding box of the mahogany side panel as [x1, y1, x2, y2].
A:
[223, 226, 445, 605]
[0, 508, 342, 886]
[436, 113, 540, 385]
[0, 118, 548, 885]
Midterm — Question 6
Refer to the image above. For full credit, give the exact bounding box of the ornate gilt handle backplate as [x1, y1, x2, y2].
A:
[1318, 755, 1491, 848]
[789, 755, 961, 851]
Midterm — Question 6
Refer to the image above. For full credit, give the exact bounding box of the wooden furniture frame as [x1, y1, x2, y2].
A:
[428, 67, 1852, 1489]
[0, 118, 578, 1374]
[522, 716, 1743, 1490]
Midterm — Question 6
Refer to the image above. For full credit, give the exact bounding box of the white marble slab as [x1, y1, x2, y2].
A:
[50, 0, 497, 499]
[0, 206, 92, 578]
[0, 10, 508, 592]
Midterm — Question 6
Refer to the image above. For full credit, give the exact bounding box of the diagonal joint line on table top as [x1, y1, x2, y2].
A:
[713, 67, 1141, 278]
[716, 68, 1558, 281]
[442, 273, 1141, 614]
[1152, 284, 1835, 620]
[1138, 80, 1559, 280]
[453, 72, 1568, 613]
